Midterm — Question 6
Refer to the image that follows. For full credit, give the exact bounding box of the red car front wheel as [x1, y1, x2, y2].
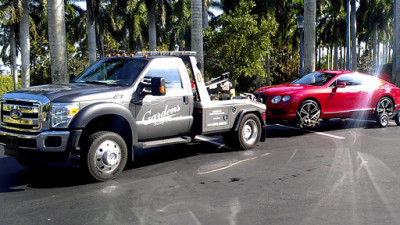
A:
[297, 100, 321, 128]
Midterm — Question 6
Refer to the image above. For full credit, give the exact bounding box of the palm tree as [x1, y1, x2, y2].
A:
[203, 0, 209, 28]
[394, 0, 400, 86]
[87, 0, 96, 65]
[358, 0, 392, 68]
[10, 25, 17, 89]
[304, 0, 316, 74]
[0, 0, 21, 89]
[351, 0, 357, 70]
[47, 0, 68, 83]
[20, 0, 30, 87]
[146, 0, 156, 51]
[191, 0, 204, 74]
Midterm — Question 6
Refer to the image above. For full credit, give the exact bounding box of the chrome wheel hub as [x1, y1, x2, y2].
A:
[381, 115, 388, 126]
[95, 140, 121, 173]
[242, 119, 258, 145]
[298, 102, 320, 128]
[377, 99, 394, 116]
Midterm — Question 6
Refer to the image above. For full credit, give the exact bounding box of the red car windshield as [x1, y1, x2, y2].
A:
[292, 72, 336, 86]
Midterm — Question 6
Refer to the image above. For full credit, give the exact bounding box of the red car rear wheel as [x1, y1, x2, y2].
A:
[375, 97, 394, 128]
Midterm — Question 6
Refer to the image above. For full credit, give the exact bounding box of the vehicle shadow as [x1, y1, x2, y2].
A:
[0, 156, 92, 193]
[127, 139, 229, 170]
[266, 118, 385, 138]
[0, 141, 229, 192]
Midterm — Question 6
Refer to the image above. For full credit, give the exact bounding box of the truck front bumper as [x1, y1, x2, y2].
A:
[0, 130, 70, 152]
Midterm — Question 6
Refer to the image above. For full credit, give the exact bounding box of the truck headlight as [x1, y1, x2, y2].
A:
[271, 96, 281, 104]
[282, 95, 291, 102]
[51, 103, 80, 128]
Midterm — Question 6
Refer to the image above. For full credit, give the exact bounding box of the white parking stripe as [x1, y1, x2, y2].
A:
[198, 157, 258, 175]
[275, 124, 346, 140]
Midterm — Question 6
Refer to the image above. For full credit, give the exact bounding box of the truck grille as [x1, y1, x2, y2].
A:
[0, 100, 43, 132]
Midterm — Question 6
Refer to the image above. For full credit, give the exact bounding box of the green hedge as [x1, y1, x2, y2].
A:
[0, 75, 21, 97]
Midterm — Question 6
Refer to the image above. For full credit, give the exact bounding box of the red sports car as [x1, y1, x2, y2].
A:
[254, 70, 400, 128]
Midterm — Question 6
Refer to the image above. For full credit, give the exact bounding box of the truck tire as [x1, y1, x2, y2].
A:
[224, 113, 261, 150]
[85, 131, 128, 181]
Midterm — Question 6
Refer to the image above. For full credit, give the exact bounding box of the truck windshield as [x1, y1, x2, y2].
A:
[292, 72, 336, 86]
[75, 58, 148, 86]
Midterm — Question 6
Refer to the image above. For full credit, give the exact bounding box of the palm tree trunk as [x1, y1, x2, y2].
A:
[373, 23, 378, 68]
[304, 0, 316, 74]
[94, 0, 104, 58]
[266, 54, 270, 86]
[351, 0, 357, 70]
[87, 0, 97, 65]
[383, 39, 386, 63]
[334, 35, 338, 69]
[149, 0, 156, 51]
[331, 45, 334, 70]
[47, 0, 68, 83]
[203, 0, 208, 29]
[10, 25, 18, 90]
[340, 46, 343, 69]
[394, 0, 400, 86]
[386, 39, 389, 63]
[98, 28, 104, 58]
[378, 36, 380, 65]
[191, 0, 204, 74]
[20, 0, 30, 88]
[318, 47, 321, 70]
[327, 47, 330, 70]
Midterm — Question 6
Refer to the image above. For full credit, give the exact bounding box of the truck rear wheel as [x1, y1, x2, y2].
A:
[224, 113, 261, 150]
[85, 131, 128, 181]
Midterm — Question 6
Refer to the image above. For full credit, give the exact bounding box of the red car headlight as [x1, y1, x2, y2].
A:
[282, 95, 291, 102]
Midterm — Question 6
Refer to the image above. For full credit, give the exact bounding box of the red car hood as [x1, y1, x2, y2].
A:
[255, 83, 314, 95]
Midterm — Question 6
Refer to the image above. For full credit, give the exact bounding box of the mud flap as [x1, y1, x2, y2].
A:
[260, 126, 266, 142]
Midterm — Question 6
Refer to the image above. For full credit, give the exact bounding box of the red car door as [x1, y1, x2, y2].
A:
[325, 75, 366, 116]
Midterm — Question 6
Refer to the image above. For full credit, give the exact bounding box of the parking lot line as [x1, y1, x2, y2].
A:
[275, 124, 346, 140]
[198, 157, 258, 175]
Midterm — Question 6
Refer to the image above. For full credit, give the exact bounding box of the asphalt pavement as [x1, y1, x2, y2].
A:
[1, 119, 400, 225]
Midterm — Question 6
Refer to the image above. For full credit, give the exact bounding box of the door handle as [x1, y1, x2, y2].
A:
[183, 96, 188, 105]
[131, 99, 143, 105]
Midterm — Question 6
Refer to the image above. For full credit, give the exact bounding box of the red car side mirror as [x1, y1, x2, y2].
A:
[336, 82, 346, 88]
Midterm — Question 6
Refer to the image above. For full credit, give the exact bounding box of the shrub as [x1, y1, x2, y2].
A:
[204, 0, 277, 92]
[0, 75, 21, 97]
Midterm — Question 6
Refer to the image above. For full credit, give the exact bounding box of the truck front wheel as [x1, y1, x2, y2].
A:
[85, 131, 128, 181]
[224, 113, 262, 150]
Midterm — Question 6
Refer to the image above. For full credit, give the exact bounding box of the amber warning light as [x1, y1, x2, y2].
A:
[159, 86, 165, 94]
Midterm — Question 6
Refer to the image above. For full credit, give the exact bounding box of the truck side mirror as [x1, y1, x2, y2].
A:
[151, 77, 166, 96]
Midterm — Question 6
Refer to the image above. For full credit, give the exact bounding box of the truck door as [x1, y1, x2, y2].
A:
[133, 59, 192, 141]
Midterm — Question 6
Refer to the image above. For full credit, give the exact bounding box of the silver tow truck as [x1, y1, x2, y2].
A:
[0, 51, 266, 181]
